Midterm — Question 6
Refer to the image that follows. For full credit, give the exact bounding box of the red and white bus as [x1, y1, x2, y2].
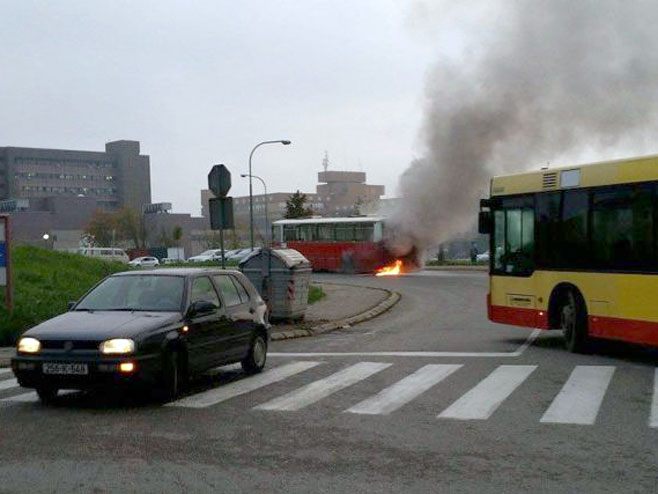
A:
[271, 217, 390, 273]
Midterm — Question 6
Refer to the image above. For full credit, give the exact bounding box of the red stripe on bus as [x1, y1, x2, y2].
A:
[489, 300, 658, 346]
[488, 302, 550, 329]
[589, 315, 658, 346]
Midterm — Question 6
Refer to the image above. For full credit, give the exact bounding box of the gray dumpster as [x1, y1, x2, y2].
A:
[239, 248, 312, 321]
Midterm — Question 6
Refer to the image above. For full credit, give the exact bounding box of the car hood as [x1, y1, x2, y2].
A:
[24, 311, 182, 340]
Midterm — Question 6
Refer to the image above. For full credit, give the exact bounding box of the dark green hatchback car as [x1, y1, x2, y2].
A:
[11, 268, 270, 403]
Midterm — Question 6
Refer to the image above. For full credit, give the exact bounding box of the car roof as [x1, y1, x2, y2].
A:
[113, 267, 242, 277]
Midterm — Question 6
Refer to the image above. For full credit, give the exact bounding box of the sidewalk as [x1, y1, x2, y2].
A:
[271, 282, 400, 340]
[0, 282, 401, 366]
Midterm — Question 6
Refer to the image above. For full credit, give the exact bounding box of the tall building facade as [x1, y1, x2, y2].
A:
[0, 140, 151, 211]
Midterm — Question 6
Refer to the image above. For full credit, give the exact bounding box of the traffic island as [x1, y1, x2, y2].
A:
[270, 282, 401, 341]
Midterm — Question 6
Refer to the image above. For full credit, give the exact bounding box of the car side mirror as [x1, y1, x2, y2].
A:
[68, 301, 76, 311]
[187, 300, 217, 317]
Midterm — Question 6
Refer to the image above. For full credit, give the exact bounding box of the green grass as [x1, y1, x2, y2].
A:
[0, 246, 130, 345]
[308, 284, 325, 305]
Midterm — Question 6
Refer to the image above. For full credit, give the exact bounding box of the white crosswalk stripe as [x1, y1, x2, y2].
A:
[346, 364, 462, 415]
[168, 361, 322, 409]
[0, 378, 18, 391]
[438, 365, 537, 420]
[1, 362, 657, 429]
[649, 369, 658, 428]
[540, 366, 615, 425]
[2, 390, 76, 403]
[254, 362, 391, 412]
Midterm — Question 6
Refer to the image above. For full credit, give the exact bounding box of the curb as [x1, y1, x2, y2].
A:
[271, 284, 401, 341]
[424, 265, 487, 272]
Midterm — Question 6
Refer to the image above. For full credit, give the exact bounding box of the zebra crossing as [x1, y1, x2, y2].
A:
[1, 361, 658, 428]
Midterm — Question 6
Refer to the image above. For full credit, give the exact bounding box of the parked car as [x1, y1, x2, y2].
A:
[128, 256, 160, 268]
[187, 249, 234, 263]
[11, 268, 270, 403]
[77, 247, 130, 263]
[228, 248, 258, 262]
[476, 251, 490, 263]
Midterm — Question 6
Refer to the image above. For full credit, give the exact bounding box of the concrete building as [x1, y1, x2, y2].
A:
[2, 196, 99, 250]
[317, 171, 385, 216]
[0, 140, 151, 211]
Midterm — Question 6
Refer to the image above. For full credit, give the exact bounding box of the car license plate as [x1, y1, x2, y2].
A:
[42, 362, 89, 375]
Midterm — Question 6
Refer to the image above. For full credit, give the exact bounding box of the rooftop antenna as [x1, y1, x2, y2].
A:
[322, 151, 329, 172]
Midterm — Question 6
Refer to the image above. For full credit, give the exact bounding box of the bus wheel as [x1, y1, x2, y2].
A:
[560, 290, 588, 353]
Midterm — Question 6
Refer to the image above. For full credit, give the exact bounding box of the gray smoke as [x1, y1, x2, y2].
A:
[389, 0, 658, 255]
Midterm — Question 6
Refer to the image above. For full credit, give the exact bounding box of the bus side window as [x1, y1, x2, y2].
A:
[536, 192, 561, 267]
[283, 225, 296, 241]
[591, 185, 654, 270]
[561, 189, 589, 268]
[354, 223, 374, 241]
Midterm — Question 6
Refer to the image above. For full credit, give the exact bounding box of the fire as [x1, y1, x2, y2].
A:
[375, 259, 403, 277]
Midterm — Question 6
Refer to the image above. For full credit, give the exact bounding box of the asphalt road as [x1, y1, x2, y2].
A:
[1, 271, 657, 493]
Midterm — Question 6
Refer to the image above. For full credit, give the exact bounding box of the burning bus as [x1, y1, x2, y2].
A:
[271, 216, 420, 274]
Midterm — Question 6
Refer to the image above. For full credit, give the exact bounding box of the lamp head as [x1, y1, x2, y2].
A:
[281, 140, 291, 145]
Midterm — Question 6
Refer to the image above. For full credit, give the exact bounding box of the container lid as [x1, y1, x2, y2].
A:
[240, 248, 310, 269]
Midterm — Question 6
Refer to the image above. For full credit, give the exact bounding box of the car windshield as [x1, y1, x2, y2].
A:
[198, 250, 217, 256]
[75, 275, 185, 312]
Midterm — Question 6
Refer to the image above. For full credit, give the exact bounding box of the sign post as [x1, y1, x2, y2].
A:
[0, 216, 13, 312]
[208, 165, 234, 269]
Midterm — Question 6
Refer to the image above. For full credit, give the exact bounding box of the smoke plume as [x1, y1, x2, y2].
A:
[389, 0, 658, 255]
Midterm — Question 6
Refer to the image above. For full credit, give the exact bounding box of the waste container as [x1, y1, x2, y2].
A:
[239, 248, 312, 321]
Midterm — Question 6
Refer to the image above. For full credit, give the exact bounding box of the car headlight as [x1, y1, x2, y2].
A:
[18, 337, 41, 354]
[99, 339, 135, 355]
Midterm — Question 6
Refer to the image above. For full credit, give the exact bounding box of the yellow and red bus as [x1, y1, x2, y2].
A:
[479, 154, 658, 352]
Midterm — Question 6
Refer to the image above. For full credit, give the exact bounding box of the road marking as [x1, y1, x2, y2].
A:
[438, 365, 537, 420]
[1, 389, 76, 403]
[0, 378, 18, 391]
[651, 369, 658, 428]
[254, 362, 391, 412]
[346, 364, 462, 415]
[269, 328, 542, 358]
[540, 366, 615, 425]
[0, 368, 12, 375]
[168, 361, 322, 409]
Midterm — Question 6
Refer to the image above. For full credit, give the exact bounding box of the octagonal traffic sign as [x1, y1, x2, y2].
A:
[208, 164, 231, 198]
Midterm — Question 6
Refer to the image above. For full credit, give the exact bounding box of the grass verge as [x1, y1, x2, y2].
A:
[0, 246, 129, 345]
[308, 284, 325, 305]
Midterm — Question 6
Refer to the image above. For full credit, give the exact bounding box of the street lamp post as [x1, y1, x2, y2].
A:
[241, 174, 269, 247]
[248, 140, 291, 250]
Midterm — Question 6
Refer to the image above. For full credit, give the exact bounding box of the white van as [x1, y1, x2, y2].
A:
[78, 247, 130, 263]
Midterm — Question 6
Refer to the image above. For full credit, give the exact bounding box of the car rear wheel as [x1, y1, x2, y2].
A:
[36, 386, 58, 404]
[242, 335, 267, 374]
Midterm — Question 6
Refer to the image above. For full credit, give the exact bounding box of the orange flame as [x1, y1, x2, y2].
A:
[375, 259, 403, 277]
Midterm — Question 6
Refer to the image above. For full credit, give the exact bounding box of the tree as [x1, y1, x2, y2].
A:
[284, 190, 313, 219]
[85, 210, 117, 247]
[353, 197, 364, 216]
[172, 225, 183, 247]
[116, 208, 148, 249]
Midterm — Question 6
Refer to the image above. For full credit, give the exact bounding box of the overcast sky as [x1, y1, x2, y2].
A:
[0, 0, 448, 215]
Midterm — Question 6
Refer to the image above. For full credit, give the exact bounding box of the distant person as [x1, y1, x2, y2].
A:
[470, 243, 478, 264]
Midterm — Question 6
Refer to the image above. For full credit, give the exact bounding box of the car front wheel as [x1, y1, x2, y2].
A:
[36, 386, 58, 404]
[157, 349, 185, 402]
[242, 335, 267, 374]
